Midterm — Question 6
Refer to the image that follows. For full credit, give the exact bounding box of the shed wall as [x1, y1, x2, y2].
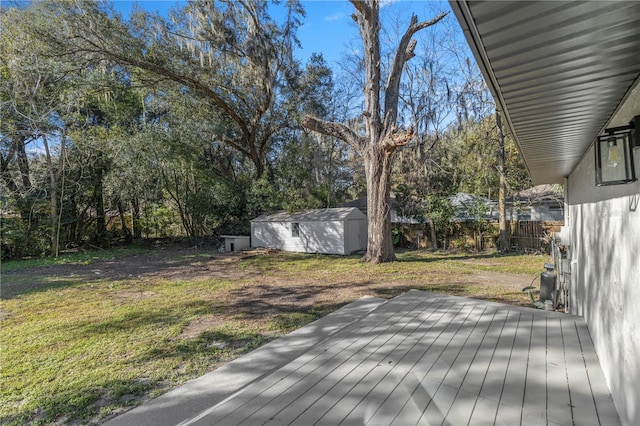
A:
[251, 220, 347, 255]
[345, 218, 367, 254]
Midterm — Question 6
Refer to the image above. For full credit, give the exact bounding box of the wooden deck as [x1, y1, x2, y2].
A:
[181, 291, 619, 426]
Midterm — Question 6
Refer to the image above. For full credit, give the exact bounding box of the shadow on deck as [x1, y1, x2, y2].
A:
[105, 291, 619, 426]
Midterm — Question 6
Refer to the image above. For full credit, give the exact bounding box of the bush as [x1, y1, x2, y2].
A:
[1, 216, 26, 260]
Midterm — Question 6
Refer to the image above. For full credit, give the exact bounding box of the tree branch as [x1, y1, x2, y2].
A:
[73, 34, 253, 142]
[349, 0, 372, 22]
[382, 126, 416, 152]
[302, 115, 366, 152]
[383, 11, 448, 131]
[350, 0, 382, 140]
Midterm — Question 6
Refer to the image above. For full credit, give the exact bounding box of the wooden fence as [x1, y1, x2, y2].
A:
[509, 220, 563, 253]
[393, 220, 564, 253]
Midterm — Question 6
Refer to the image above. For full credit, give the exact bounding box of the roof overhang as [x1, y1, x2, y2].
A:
[450, 1, 640, 184]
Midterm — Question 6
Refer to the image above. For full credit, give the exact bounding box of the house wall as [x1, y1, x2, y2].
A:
[251, 220, 348, 255]
[506, 204, 564, 221]
[567, 82, 640, 426]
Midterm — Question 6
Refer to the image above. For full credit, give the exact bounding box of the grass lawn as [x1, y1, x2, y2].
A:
[0, 247, 547, 425]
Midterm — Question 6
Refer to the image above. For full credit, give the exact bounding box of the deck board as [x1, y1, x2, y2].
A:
[182, 291, 620, 426]
[467, 309, 520, 425]
[522, 314, 548, 425]
[561, 318, 600, 425]
[545, 317, 573, 426]
[210, 295, 422, 423]
[494, 310, 532, 422]
[266, 296, 438, 424]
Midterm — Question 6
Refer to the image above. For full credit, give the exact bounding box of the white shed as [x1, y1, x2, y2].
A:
[220, 235, 251, 253]
[250, 208, 367, 255]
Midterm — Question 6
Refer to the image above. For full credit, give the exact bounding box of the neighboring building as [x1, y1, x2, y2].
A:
[341, 196, 428, 248]
[448, 192, 496, 222]
[250, 207, 367, 255]
[449, 188, 565, 223]
[220, 235, 250, 253]
[340, 196, 423, 224]
[451, 2, 640, 423]
[507, 185, 565, 222]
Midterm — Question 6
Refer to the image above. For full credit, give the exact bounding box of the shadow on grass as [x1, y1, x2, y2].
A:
[394, 250, 516, 263]
[0, 276, 91, 300]
[244, 249, 522, 266]
[374, 283, 470, 298]
[0, 251, 217, 300]
[2, 313, 277, 425]
[374, 283, 532, 308]
[0, 375, 157, 426]
[223, 281, 373, 317]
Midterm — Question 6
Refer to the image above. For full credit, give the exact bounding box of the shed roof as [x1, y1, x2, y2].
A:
[510, 184, 564, 203]
[448, 192, 494, 209]
[251, 207, 365, 223]
[450, 0, 640, 184]
[340, 196, 402, 216]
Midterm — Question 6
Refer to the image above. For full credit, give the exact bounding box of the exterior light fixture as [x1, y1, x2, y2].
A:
[595, 116, 638, 186]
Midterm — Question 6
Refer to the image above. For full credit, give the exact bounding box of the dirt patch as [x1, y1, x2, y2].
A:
[468, 270, 536, 288]
[176, 314, 226, 340]
[2, 248, 539, 309]
[0, 250, 247, 299]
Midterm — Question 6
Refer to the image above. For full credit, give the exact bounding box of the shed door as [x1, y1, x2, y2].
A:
[347, 219, 363, 253]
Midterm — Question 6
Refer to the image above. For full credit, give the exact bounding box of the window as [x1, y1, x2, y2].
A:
[291, 222, 300, 237]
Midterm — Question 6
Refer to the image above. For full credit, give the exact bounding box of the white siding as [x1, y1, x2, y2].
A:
[222, 237, 250, 252]
[300, 220, 345, 254]
[251, 208, 366, 255]
[566, 82, 640, 426]
[346, 219, 365, 254]
[251, 220, 347, 255]
[251, 221, 288, 249]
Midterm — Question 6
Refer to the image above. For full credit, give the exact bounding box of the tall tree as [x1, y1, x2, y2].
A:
[0, 6, 73, 256]
[496, 109, 509, 252]
[30, 0, 304, 178]
[303, 0, 446, 263]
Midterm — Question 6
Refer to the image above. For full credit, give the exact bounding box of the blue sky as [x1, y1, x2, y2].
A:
[110, 0, 455, 68]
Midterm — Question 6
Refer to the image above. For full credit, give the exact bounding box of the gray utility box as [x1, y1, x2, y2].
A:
[540, 263, 556, 306]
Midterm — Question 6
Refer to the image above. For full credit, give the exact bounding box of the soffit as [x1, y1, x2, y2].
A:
[450, 1, 640, 184]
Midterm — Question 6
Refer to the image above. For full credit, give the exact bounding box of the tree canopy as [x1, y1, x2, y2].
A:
[1, 0, 532, 260]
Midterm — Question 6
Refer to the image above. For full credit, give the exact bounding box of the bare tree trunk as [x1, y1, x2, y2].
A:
[429, 220, 438, 250]
[117, 200, 132, 242]
[41, 134, 59, 257]
[362, 144, 396, 263]
[496, 109, 509, 252]
[424, 145, 439, 250]
[302, 1, 446, 263]
[56, 132, 67, 255]
[93, 162, 107, 244]
[131, 197, 142, 239]
[1, 136, 34, 226]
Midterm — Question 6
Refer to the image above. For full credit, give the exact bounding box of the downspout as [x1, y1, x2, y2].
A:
[564, 177, 571, 314]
